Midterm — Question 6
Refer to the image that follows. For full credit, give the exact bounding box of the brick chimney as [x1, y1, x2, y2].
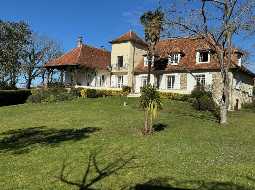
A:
[77, 36, 83, 47]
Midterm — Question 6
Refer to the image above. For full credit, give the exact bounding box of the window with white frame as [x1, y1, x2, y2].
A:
[117, 75, 123, 88]
[195, 74, 206, 86]
[168, 54, 180, 65]
[141, 76, 147, 87]
[197, 51, 210, 63]
[144, 56, 154, 67]
[167, 75, 176, 89]
[99, 75, 105, 86]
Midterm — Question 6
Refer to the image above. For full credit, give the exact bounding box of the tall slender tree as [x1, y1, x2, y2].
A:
[165, 0, 255, 124]
[140, 9, 164, 84]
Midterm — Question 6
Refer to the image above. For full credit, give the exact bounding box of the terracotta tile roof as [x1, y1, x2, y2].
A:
[45, 44, 111, 70]
[135, 36, 242, 73]
[110, 31, 148, 47]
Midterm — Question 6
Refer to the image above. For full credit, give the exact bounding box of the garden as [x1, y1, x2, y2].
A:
[0, 93, 255, 189]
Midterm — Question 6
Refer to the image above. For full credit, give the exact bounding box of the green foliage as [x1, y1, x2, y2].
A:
[86, 89, 98, 98]
[140, 8, 164, 46]
[140, 85, 161, 109]
[79, 88, 123, 98]
[122, 86, 131, 95]
[159, 92, 191, 102]
[140, 84, 162, 134]
[0, 20, 31, 87]
[0, 90, 31, 106]
[27, 88, 76, 104]
[191, 86, 219, 120]
[1, 98, 255, 189]
[0, 81, 17, 90]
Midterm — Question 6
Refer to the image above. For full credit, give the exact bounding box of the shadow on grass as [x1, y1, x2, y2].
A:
[57, 150, 137, 190]
[0, 126, 100, 154]
[153, 123, 168, 132]
[131, 177, 253, 190]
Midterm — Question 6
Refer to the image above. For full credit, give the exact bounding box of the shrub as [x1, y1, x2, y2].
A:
[0, 81, 17, 90]
[27, 88, 77, 104]
[122, 86, 131, 95]
[0, 90, 31, 106]
[140, 84, 162, 134]
[159, 92, 191, 102]
[47, 82, 65, 88]
[191, 85, 219, 119]
[86, 89, 98, 98]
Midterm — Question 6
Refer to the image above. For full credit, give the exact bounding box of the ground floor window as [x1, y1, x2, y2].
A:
[167, 75, 176, 89]
[196, 74, 206, 86]
[99, 75, 105, 86]
[117, 75, 123, 88]
[141, 76, 147, 87]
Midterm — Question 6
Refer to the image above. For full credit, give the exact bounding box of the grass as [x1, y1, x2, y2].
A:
[0, 97, 255, 190]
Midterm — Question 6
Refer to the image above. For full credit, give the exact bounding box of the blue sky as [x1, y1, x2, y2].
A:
[0, 0, 254, 72]
[0, 0, 158, 51]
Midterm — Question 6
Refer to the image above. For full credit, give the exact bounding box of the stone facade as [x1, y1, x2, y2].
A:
[180, 73, 187, 90]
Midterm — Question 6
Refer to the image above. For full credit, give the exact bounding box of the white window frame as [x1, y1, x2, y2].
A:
[166, 75, 176, 90]
[144, 56, 155, 67]
[195, 74, 206, 86]
[168, 54, 181, 65]
[117, 75, 123, 88]
[196, 51, 210, 64]
[141, 76, 147, 87]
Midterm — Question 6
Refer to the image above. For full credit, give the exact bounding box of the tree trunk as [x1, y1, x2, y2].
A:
[26, 77, 32, 89]
[144, 110, 149, 135]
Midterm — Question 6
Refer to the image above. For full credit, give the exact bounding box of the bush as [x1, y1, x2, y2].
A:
[159, 92, 191, 102]
[27, 88, 77, 104]
[86, 89, 98, 98]
[47, 82, 65, 89]
[191, 85, 219, 119]
[0, 81, 17, 90]
[122, 86, 131, 95]
[0, 90, 31, 106]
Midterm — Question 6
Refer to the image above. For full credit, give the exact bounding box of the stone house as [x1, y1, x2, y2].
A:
[45, 31, 255, 110]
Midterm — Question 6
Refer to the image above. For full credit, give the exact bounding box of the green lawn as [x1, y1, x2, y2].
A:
[0, 97, 255, 190]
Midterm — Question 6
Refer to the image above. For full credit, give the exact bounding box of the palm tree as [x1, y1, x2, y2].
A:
[140, 9, 164, 84]
[140, 84, 162, 135]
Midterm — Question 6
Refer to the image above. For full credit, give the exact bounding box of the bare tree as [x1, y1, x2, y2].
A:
[21, 34, 62, 89]
[165, 0, 255, 124]
[140, 9, 164, 84]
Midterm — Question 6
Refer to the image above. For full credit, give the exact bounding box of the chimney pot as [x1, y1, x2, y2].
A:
[77, 36, 83, 47]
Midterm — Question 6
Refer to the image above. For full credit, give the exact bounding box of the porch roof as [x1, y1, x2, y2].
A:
[45, 44, 111, 70]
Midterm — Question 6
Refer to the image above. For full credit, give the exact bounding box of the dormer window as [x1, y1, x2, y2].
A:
[237, 54, 242, 66]
[168, 54, 180, 65]
[196, 51, 210, 63]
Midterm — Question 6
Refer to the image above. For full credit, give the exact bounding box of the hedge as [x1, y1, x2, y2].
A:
[159, 92, 191, 101]
[0, 90, 31, 106]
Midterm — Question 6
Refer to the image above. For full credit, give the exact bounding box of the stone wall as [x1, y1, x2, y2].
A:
[180, 73, 187, 90]
[212, 71, 254, 110]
